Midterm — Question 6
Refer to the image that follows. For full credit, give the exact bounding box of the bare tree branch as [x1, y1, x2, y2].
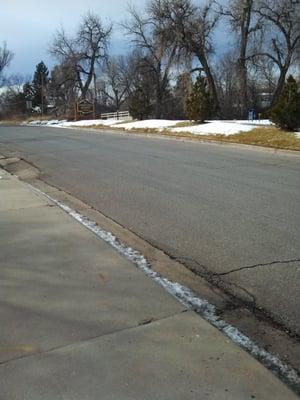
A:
[50, 12, 112, 100]
[0, 42, 14, 79]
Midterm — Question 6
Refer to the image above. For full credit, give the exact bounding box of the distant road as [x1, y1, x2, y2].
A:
[0, 125, 299, 333]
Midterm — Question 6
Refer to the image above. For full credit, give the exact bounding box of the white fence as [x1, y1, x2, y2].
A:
[100, 111, 130, 120]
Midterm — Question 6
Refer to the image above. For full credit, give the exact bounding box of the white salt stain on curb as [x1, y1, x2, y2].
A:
[34, 187, 299, 392]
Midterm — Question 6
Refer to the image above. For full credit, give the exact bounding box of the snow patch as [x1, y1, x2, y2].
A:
[59, 119, 125, 127]
[116, 119, 185, 130]
[172, 120, 272, 136]
[25, 117, 277, 137]
[32, 186, 300, 391]
[25, 118, 125, 128]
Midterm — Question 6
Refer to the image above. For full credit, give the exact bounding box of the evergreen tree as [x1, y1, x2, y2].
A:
[186, 74, 213, 123]
[270, 75, 300, 131]
[129, 88, 153, 120]
[32, 61, 49, 114]
[173, 73, 193, 119]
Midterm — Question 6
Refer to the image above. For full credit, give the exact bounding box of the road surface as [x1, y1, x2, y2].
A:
[0, 125, 299, 334]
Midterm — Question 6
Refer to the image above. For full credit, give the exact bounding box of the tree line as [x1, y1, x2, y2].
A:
[0, 0, 299, 123]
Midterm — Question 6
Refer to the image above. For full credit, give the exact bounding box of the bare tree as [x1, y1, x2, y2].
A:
[217, 0, 263, 117]
[50, 12, 112, 100]
[124, 4, 177, 118]
[101, 56, 132, 111]
[0, 84, 26, 117]
[0, 42, 13, 83]
[215, 50, 240, 118]
[150, 0, 221, 115]
[254, 0, 300, 106]
[49, 61, 78, 116]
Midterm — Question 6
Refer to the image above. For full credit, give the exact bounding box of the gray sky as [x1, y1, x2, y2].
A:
[2, 0, 147, 77]
[2, 0, 228, 78]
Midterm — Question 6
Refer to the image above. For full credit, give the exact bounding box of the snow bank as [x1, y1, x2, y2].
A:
[114, 118, 273, 135]
[225, 119, 272, 126]
[26, 118, 124, 127]
[172, 120, 273, 136]
[26, 117, 276, 137]
[59, 119, 125, 127]
[116, 119, 185, 130]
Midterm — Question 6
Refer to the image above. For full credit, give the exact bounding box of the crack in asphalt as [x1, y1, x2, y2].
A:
[175, 256, 300, 313]
[215, 259, 300, 277]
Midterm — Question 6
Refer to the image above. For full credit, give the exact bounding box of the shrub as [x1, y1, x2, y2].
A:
[129, 88, 153, 121]
[270, 75, 300, 131]
[186, 74, 213, 123]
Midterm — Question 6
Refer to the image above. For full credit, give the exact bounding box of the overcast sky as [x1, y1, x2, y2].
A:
[2, 0, 228, 78]
[2, 0, 148, 77]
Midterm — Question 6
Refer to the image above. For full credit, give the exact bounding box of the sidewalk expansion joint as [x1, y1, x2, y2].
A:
[0, 310, 187, 367]
[0, 204, 56, 213]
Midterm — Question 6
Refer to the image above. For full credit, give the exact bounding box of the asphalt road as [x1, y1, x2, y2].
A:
[0, 125, 299, 334]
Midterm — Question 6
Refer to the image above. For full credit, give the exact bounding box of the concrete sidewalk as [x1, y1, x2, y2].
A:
[0, 169, 297, 400]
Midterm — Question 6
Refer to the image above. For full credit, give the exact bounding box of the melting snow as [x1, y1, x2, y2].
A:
[27, 118, 124, 127]
[116, 119, 184, 130]
[60, 119, 125, 127]
[172, 120, 273, 136]
[26, 118, 276, 137]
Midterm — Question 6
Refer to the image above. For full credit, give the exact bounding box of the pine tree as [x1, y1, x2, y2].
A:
[270, 76, 300, 131]
[32, 61, 49, 114]
[174, 73, 193, 119]
[129, 88, 153, 120]
[186, 74, 213, 123]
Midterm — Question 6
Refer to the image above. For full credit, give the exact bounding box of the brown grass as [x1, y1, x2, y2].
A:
[0, 116, 25, 124]
[222, 127, 300, 151]
[158, 126, 300, 151]
[26, 116, 55, 123]
[174, 121, 199, 128]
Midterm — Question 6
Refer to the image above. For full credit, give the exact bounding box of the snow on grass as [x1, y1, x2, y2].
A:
[60, 119, 125, 127]
[26, 118, 125, 127]
[229, 119, 272, 126]
[116, 119, 185, 130]
[26, 117, 276, 137]
[172, 120, 273, 136]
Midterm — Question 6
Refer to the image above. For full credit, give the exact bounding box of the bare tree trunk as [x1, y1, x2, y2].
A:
[238, 1, 252, 118]
[218, 0, 260, 118]
[154, 86, 164, 119]
[199, 53, 220, 116]
[270, 66, 288, 107]
[81, 54, 97, 99]
[237, 61, 248, 117]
